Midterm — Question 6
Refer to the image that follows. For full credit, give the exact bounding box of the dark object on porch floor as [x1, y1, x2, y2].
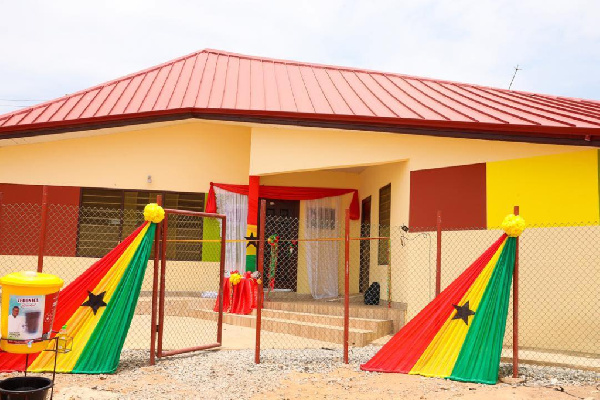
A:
[364, 282, 380, 306]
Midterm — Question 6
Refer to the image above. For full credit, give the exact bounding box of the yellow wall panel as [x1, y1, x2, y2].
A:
[487, 150, 599, 227]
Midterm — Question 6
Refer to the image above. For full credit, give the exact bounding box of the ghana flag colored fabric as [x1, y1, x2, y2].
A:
[361, 214, 525, 385]
[0, 204, 164, 374]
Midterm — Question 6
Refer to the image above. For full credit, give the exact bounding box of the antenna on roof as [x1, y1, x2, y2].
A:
[508, 65, 522, 90]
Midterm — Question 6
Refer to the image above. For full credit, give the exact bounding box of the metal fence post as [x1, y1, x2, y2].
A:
[343, 209, 350, 364]
[255, 199, 266, 364]
[37, 186, 49, 272]
[387, 238, 391, 309]
[513, 205, 520, 378]
[0, 192, 3, 248]
[217, 214, 226, 345]
[435, 210, 442, 297]
[157, 213, 169, 358]
[150, 195, 162, 366]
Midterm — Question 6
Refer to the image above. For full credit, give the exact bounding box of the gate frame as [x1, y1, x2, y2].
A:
[153, 208, 226, 359]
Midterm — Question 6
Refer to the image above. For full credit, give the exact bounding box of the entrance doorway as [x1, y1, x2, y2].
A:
[260, 199, 300, 291]
[359, 196, 371, 293]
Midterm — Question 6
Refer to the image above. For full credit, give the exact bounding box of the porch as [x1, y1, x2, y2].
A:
[136, 294, 405, 348]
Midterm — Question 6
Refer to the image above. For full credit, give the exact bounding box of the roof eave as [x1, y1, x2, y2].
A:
[0, 108, 598, 147]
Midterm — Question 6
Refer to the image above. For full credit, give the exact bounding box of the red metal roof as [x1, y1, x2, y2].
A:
[1, 49, 599, 144]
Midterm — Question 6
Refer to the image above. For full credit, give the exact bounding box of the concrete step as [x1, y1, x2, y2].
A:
[189, 308, 376, 346]
[261, 316, 375, 347]
[261, 309, 392, 338]
[139, 297, 403, 331]
[137, 297, 402, 345]
[264, 300, 405, 332]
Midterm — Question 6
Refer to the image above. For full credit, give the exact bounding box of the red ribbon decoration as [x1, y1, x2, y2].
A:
[206, 182, 360, 220]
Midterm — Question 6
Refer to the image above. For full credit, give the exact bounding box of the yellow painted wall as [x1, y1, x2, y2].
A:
[487, 150, 600, 227]
[0, 121, 251, 192]
[250, 126, 584, 176]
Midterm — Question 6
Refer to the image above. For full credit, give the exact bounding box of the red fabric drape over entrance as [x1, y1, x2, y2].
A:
[205, 182, 360, 220]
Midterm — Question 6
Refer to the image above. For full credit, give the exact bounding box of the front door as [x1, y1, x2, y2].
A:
[359, 196, 372, 292]
[261, 199, 300, 291]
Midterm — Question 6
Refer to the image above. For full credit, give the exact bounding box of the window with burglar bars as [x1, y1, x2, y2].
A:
[307, 207, 337, 229]
[378, 183, 391, 264]
[77, 188, 205, 260]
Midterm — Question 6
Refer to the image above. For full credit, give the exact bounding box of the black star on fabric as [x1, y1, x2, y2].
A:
[245, 232, 257, 248]
[452, 301, 475, 325]
[82, 291, 108, 315]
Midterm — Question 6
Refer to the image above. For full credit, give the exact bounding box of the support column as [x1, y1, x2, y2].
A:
[245, 176, 260, 272]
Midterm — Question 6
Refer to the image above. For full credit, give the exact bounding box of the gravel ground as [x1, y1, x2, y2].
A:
[7, 348, 598, 399]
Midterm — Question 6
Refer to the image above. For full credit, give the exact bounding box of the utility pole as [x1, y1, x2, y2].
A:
[508, 65, 522, 90]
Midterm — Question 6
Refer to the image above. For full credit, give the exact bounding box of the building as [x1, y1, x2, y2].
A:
[2, 49, 599, 358]
[0, 49, 598, 301]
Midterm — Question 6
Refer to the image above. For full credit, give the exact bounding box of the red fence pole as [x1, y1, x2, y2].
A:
[513, 205, 520, 378]
[217, 214, 226, 345]
[387, 238, 391, 309]
[157, 213, 169, 357]
[343, 209, 350, 364]
[37, 186, 49, 273]
[255, 199, 266, 364]
[0, 192, 3, 249]
[150, 195, 162, 366]
[435, 210, 442, 297]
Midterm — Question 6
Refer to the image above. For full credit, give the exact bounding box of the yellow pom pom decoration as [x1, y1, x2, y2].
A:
[144, 203, 165, 223]
[230, 273, 242, 286]
[501, 214, 526, 237]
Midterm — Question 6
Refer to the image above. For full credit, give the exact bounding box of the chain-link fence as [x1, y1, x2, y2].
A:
[257, 213, 346, 362]
[349, 221, 600, 371]
[0, 203, 153, 359]
[0, 202, 226, 364]
[1, 200, 597, 371]
[157, 211, 223, 356]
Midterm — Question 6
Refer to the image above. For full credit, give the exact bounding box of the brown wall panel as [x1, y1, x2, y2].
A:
[409, 163, 486, 230]
[0, 183, 81, 256]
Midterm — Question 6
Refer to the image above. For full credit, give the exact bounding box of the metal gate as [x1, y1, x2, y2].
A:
[154, 208, 226, 358]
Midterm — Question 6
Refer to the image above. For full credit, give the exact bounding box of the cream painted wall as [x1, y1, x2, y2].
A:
[249, 126, 584, 176]
[356, 161, 410, 298]
[0, 121, 251, 192]
[358, 161, 410, 227]
[260, 170, 360, 189]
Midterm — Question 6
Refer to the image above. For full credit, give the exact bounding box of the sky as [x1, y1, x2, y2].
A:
[0, 0, 598, 114]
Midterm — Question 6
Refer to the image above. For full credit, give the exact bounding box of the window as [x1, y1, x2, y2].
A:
[378, 184, 391, 264]
[77, 188, 204, 260]
[307, 207, 337, 230]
